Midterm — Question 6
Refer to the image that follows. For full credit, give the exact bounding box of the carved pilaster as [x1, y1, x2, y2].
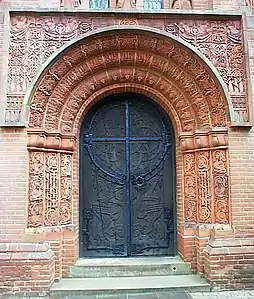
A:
[27, 131, 74, 228]
[59, 154, 73, 225]
[212, 150, 229, 224]
[45, 153, 59, 226]
[183, 153, 197, 222]
[28, 152, 44, 228]
[196, 151, 211, 223]
[180, 129, 229, 225]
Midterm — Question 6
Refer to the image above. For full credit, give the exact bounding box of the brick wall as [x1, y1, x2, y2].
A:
[0, 128, 27, 241]
[228, 23, 254, 236]
[0, 0, 254, 294]
[0, 242, 55, 294]
[204, 238, 254, 290]
[228, 128, 254, 235]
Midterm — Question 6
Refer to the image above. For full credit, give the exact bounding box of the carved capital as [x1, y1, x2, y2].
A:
[27, 129, 76, 151]
[179, 129, 228, 152]
[208, 129, 228, 148]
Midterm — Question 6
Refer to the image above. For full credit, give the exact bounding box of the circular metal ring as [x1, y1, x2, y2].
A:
[136, 176, 145, 187]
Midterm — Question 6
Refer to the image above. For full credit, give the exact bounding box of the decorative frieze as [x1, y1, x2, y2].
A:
[6, 16, 248, 126]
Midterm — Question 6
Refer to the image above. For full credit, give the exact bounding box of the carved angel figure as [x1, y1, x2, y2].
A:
[245, 0, 254, 12]
[171, 0, 192, 9]
[116, 0, 136, 9]
[60, 0, 82, 7]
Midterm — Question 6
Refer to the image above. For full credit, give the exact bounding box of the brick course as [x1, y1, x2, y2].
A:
[0, 242, 55, 294]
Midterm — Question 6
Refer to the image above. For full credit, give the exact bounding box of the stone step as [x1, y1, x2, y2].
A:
[69, 256, 191, 278]
[50, 274, 210, 297]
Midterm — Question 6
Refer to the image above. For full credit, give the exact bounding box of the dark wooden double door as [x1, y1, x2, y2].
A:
[80, 93, 176, 257]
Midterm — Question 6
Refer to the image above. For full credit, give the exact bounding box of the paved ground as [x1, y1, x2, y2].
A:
[3, 290, 254, 299]
[190, 290, 254, 299]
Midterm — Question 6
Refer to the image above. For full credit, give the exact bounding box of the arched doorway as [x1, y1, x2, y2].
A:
[79, 93, 176, 257]
[26, 29, 231, 275]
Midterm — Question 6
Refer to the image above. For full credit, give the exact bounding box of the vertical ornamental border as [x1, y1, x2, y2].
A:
[27, 131, 75, 228]
[181, 129, 230, 225]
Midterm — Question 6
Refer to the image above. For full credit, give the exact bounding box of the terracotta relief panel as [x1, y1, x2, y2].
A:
[164, 20, 247, 123]
[6, 15, 247, 125]
[181, 130, 230, 225]
[26, 32, 227, 132]
[212, 150, 229, 224]
[59, 154, 73, 225]
[196, 151, 211, 223]
[45, 153, 59, 226]
[28, 150, 73, 228]
[183, 153, 197, 222]
[28, 152, 44, 227]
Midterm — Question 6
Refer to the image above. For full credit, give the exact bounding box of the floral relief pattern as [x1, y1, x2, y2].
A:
[28, 152, 44, 228]
[60, 154, 73, 225]
[28, 151, 73, 228]
[165, 20, 247, 123]
[45, 153, 59, 226]
[197, 151, 211, 223]
[212, 150, 229, 224]
[6, 15, 247, 125]
[184, 153, 197, 222]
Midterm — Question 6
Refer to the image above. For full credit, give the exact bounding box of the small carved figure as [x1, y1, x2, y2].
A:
[60, 0, 81, 8]
[116, 0, 136, 9]
[171, 0, 192, 9]
[245, 0, 254, 12]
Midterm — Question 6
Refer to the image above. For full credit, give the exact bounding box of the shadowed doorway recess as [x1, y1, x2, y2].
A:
[80, 93, 176, 257]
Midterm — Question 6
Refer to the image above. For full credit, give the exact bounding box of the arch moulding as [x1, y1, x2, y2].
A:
[26, 28, 231, 272]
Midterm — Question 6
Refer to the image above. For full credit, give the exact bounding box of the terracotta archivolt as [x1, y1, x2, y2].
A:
[73, 83, 183, 135]
[58, 67, 197, 134]
[28, 31, 228, 132]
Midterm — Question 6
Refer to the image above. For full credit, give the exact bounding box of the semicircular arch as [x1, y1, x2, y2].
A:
[26, 27, 231, 133]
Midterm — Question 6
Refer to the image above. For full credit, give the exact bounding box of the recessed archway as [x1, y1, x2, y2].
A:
[26, 28, 231, 275]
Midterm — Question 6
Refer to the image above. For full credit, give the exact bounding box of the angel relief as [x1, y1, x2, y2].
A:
[245, 0, 254, 12]
[115, 0, 136, 9]
[60, 0, 82, 7]
[171, 0, 192, 9]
